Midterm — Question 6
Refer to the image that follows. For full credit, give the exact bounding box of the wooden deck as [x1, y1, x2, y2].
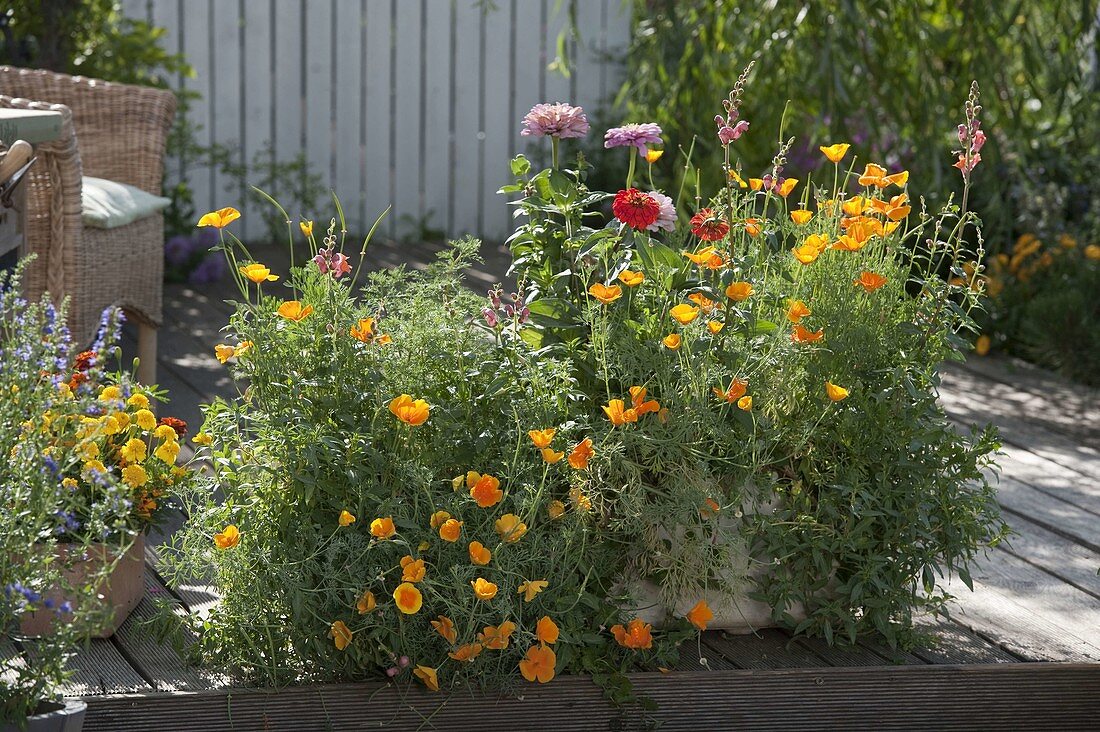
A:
[49, 239, 1100, 728]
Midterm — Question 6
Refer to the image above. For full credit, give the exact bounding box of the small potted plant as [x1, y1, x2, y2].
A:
[1, 260, 192, 729]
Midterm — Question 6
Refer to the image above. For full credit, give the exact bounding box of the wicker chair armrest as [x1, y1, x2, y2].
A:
[0, 66, 176, 194]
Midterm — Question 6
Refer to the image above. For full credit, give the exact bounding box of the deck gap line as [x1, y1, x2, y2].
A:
[997, 504, 1100, 555]
[108, 635, 160, 691]
[993, 544, 1100, 602]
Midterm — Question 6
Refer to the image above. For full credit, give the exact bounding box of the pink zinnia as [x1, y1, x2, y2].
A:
[520, 102, 589, 139]
[646, 192, 676, 232]
[613, 189, 661, 230]
[604, 123, 663, 155]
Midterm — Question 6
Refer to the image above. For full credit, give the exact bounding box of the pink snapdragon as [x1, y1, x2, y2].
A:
[313, 248, 351, 278]
[953, 81, 984, 178]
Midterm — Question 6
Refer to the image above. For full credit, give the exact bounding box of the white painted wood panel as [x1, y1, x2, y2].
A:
[125, 0, 629, 242]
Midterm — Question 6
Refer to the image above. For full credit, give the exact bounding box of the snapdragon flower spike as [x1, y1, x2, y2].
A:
[953, 81, 984, 178]
[313, 248, 352, 279]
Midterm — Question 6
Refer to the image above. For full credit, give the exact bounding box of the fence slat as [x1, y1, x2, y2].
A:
[450, 0, 481, 237]
[392, 0, 424, 241]
[240, 0, 274, 242]
[422, 0, 453, 240]
[333, 1, 365, 237]
[363, 0, 394, 240]
[271, 0, 305, 227]
[179, 0, 213, 227]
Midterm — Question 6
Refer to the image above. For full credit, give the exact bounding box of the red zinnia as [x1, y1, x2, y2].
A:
[613, 189, 660, 230]
[158, 416, 188, 438]
[690, 209, 730, 242]
[74, 350, 98, 372]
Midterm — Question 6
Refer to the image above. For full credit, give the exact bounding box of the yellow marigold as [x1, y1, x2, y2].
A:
[527, 428, 556, 449]
[686, 599, 714, 631]
[338, 510, 356, 527]
[518, 579, 548, 602]
[790, 209, 814, 225]
[431, 615, 457, 644]
[277, 300, 313, 321]
[469, 472, 504, 508]
[330, 620, 352, 651]
[114, 412, 131, 430]
[568, 438, 594, 469]
[101, 415, 122, 435]
[468, 541, 492, 566]
[134, 409, 157, 431]
[388, 394, 430, 426]
[120, 437, 147, 464]
[825, 381, 850, 402]
[439, 518, 463, 542]
[99, 385, 122, 402]
[121, 464, 148, 487]
[611, 618, 653, 649]
[214, 525, 240, 549]
[413, 665, 439, 692]
[471, 577, 498, 601]
[618, 270, 645, 287]
[547, 500, 566, 520]
[725, 281, 753, 302]
[356, 590, 376, 614]
[370, 516, 396, 539]
[83, 459, 107, 475]
[662, 333, 682, 350]
[393, 582, 423, 614]
[449, 643, 483, 662]
[193, 432, 214, 446]
[238, 262, 278, 283]
[478, 620, 516, 650]
[198, 207, 241, 229]
[669, 303, 700, 324]
[400, 555, 426, 583]
[495, 514, 527, 543]
[820, 143, 850, 163]
[519, 644, 556, 683]
[429, 510, 451, 529]
[588, 282, 623, 305]
[154, 424, 178, 442]
[536, 616, 559, 645]
[62, 477, 77, 490]
[153, 440, 180, 464]
[127, 392, 150, 410]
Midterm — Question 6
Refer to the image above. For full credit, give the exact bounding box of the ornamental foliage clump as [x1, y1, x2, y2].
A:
[165, 71, 1006, 692]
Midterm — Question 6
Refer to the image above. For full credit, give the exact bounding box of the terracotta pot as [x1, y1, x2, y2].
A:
[18, 534, 145, 639]
[1, 699, 86, 732]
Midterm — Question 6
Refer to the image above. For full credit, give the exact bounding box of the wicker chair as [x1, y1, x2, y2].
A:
[0, 66, 176, 385]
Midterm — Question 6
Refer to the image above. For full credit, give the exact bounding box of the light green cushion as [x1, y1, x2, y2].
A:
[81, 176, 170, 229]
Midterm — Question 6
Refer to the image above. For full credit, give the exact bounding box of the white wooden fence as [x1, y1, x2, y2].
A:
[120, 0, 631, 243]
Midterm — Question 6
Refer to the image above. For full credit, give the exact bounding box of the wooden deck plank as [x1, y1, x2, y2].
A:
[28, 638, 151, 697]
[998, 510, 1100, 599]
[81, 664, 1100, 732]
[702, 629, 830, 669]
[854, 638, 927, 665]
[672, 633, 739, 671]
[993, 446, 1100, 518]
[995, 474, 1100, 554]
[144, 546, 220, 620]
[790, 636, 892, 667]
[910, 617, 1020, 664]
[1, 638, 24, 684]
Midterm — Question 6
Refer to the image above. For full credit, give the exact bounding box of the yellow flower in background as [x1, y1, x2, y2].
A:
[541, 447, 564, 464]
[536, 616, 560, 645]
[786, 300, 811, 323]
[841, 196, 866, 217]
[569, 487, 592, 513]
[644, 148, 663, 163]
[329, 620, 352, 651]
[214, 344, 235, 364]
[713, 378, 748, 404]
[300, 219, 313, 237]
[154, 424, 178, 442]
[214, 524, 240, 549]
[618, 269, 645, 287]
[682, 246, 721, 267]
[121, 464, 148, 487]
[197, 207, 241, 229]
[568, 438, 594, 469]
[393, 582, 423, 614]
[120, 437, 147, 464]
[662, 333, 682, 350]
[725, 281, 753, 302]
[61, 477, 78, 490]
[134, 409, 157, 431]
[686, 599, 714, 630]
[338, 510, 356, 527]
[820, 143, 850, 163]
[154, 440, 180, 464]
[239, 262, 278, 283]
[858, 163, 888, 187]
[825, 381, 850, 402]
[277, 301, 313, 321]
[528, 428, 556, 449]
[468, 541, 492, 565]
[744, 218, 763, 237]
[518, 579, 548, 602]
[776, 178, 798, 197]
[470, 472, 504, 508]
[611, 618, 653, 649]
[737, 395, 753, 411]
[792, 325, 825, 344]
[519, 644, 557, 683]
[547, 500, 566, 520]
[478, 621, 516, 650]
[449, 643, 484, 662]
[603, 399, 638, 426]
[193, 432, 213, 446]
[495, 513, 528, 543]
[429, 510, 451, 529]
[728, 168, 748, 188]
[588, 282, 623, 305]
[388, 394, 430, 426]
[670, 303, 700, 324]
[431, 615, 457, 644]
[1085, 244, 1100, 260]
[471, 577, 499, 601]
[99, 385, 122, 402]
[356, 590, 376, 614]
[127, 393, 150, 410]
[101, 415, 122, 435]
[439, 518, 463, 542]
[707, 320, 724, 335]
[790, 209, 813, 225]
[854, 271, 888, 292]
[370, 516, 396, 539]
[792, 243, 822, 265]
[629, 385, 660, 416]
[975, 335, 992, 356]
[748, 178, 764, 191]
[413, 665, 439, 692]
[400, 555, 426, 583]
